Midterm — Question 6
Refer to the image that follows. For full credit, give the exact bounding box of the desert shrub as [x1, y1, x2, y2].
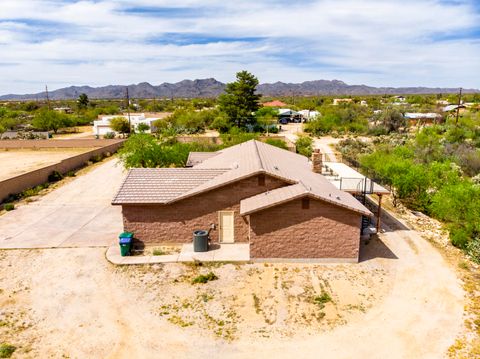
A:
[152, 248, 166, 256]
[305, 104, 369, 135]
[210, 115, 231, 133]
[314, 292, 332, 304]
[90, 154, 103, 163]
[295, 136, 313, 157]
[337, 138, 373, 163]
[0, 343, 16, 358]
[66, 170, 76, 177]
[219, 128, 258, 147]
[165, 109, 219, 134]
[368, 125, 389, 136]
[430, 181, 480, 249]
[48, 170, 64, 182]
[191, 272, 218, 284]
[453, 144, 480, 177]
[467, 238, 480, 264]
[103, 132, 115, 139]
[3, 203, 14, 211]
[264, 138, 288, 150]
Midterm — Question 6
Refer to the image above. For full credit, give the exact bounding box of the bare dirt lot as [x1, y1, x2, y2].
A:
[0, 148, 94, 181]
[0, 229, 464, 358]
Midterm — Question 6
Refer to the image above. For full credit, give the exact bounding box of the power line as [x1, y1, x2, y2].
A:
[455, 87, 462, 126]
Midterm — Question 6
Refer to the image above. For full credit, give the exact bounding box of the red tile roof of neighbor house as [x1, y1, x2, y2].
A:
[112, 140, 372, 216]
[262, 100, 287, 107]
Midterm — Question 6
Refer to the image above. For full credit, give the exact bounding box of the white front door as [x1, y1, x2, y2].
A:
[219, 211, 235, 243]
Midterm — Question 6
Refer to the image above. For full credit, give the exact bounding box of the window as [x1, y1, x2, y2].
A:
[258, 174, 265, 186]
[302, 197, 310, 209]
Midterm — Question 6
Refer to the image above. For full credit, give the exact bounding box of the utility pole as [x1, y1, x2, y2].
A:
[455, 87, 462, 126]
[45, 85, 51, 110]
[125, 87, 131, 130]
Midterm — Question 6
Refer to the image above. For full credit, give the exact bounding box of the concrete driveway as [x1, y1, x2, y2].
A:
[0, 159, 125, 249]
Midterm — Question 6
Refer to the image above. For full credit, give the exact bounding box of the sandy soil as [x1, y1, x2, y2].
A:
[0, 223, 464, 358]
[0, 148, 93, 181]
[52, 126, 95, 139]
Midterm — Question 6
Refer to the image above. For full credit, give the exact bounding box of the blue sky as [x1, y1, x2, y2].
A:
[0, 0, 479, 94]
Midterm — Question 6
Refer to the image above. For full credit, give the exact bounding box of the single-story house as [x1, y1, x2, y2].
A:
[93, 112, 170, 136]
[404, 112, 442, 126]
[298, 110, 320, 121]
[112, 140, 372, 261]
[442, 104, 466, 113]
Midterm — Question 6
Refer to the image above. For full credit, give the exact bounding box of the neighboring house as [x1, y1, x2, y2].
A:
[333, 98, 353, 105]
[278, 109, 303, 123]
[112, 140, 373, 261]
[298, 110, 320, 121]
[262, 100, 288, 107]
[404, 112, 442, 126]
[93, 112, 170, 136]
[443, 104, 466, 113]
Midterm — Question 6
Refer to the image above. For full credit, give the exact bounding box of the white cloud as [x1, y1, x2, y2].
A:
[0, 0, 479, 93]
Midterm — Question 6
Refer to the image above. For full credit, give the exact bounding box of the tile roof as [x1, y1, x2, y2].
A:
[240, 182, 372, 216]
[185, 152, 219, 167]
[112, 168, 228, 204]
[112, 140, 372, 216]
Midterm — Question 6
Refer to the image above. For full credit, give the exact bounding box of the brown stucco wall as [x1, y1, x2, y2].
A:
[0, 139, 124, 149]
[249, 197, 361, 260]
[121, 174, 288, 244]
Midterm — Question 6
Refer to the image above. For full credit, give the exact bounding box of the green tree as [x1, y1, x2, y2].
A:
[118, 134, 162, 168]
[218, 71, 261, 128]
[110, 117, 131, 137]
[136, 122, 150, 133]
[295, 136, 313, 157]
[77, 93, 89, 109]
[32, 109, 71, 133]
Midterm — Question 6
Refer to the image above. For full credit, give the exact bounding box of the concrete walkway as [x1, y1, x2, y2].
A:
[106, 243, 250, 265]
[0, 159, 125, 249]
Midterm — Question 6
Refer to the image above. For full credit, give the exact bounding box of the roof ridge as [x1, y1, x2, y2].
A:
[253, 140, 265, 171]
[297, 179, 310, 192]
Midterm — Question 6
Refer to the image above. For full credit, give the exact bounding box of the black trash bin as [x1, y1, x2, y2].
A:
[193, 230, 209, 252]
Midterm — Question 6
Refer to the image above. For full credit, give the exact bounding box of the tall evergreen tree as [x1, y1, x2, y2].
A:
[218, 71, 261, 128]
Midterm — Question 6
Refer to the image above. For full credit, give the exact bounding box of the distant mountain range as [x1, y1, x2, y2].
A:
[1, 78, 477, 100]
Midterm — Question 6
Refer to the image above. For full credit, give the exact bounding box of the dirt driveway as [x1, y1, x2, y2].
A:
[0, 158, 125, 248]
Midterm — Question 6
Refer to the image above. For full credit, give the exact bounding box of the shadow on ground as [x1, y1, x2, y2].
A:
[359, 234, 398, 262]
